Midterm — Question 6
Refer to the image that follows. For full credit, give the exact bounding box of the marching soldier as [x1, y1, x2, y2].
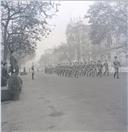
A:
[103, 60, 109, 76]
[97, 60, 103, 77]
[113, 56, 120, 79]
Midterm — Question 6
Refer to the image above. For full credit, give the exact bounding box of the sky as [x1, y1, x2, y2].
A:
[34, 1, 95, 62]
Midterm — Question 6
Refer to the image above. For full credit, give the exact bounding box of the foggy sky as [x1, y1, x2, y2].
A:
[35, 1, 94, 62]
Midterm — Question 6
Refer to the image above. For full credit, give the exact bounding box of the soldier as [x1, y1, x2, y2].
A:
[93, 61, 97, 77]
[97, 60, 103, 77]
[31, 64, 35, 80]
[113, 56, 120, 79]
[103, 60, 109, 76]
[23, 67, 26, 73]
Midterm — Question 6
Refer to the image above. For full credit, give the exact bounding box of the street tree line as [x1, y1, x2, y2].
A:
[1, 0, 59, 64]
[39, 1, 128, 66]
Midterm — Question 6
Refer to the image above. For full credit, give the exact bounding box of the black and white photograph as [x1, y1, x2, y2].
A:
[1, 0, 128, 132]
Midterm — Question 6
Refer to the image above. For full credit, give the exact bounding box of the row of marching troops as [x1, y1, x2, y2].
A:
[45, 56, 121, 79]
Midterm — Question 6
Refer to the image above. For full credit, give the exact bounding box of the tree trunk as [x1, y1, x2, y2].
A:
[3, 20, 10, 62]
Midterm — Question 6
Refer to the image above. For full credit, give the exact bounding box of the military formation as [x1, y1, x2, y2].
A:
[45, 56, 121, 79]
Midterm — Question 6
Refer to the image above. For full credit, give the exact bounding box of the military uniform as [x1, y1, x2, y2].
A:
[97, 61, 103, 77]
[103, 61, 109, 76]
[31, 65, 35, 80]
[113, 57, 120, 79]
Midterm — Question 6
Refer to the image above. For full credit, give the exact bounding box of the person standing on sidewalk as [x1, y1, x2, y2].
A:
[1, 62, 10, 86]
[31, 64, 35, 80]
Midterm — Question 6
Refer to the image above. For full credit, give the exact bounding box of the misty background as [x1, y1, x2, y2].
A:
[1, 0, 127, 70]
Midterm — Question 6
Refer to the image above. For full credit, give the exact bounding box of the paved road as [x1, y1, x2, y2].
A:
[2, 72, 127, 132]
